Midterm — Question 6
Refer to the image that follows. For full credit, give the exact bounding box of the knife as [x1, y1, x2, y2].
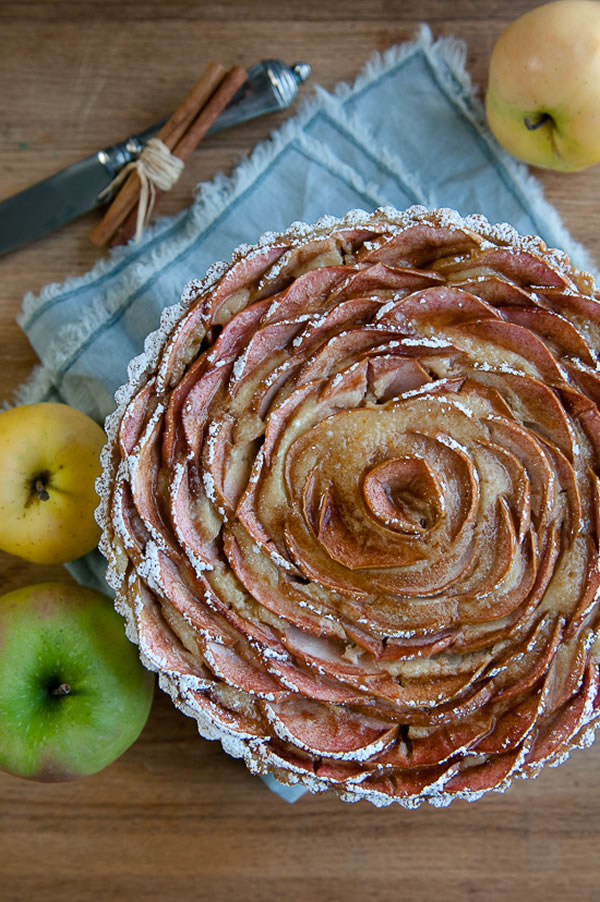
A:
[0, 60, 311, 257]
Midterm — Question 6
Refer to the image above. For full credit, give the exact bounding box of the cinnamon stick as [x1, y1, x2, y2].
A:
[110, 64, 247, 248]
[89, 61, 227, 247]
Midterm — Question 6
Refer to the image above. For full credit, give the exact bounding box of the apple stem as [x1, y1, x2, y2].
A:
[51, 683, 71, 696]
[524, 113, 552, 131]
[34, 478, 50, 502]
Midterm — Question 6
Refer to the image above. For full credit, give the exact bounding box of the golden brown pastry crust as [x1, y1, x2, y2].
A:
[98, 206, 600, 807]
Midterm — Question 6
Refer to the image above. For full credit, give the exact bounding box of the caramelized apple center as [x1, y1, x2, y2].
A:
[362, 457, 444, 535]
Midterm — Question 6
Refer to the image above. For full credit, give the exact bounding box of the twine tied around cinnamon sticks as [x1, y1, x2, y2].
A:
[98, 138, 185, 243]
[90, 62, 247, 248]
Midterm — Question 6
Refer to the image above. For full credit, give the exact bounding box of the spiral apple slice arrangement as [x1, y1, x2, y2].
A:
[98, 205, 600, 806]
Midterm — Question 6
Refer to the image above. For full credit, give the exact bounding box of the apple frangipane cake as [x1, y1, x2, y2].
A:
[98, 206, 600, 807]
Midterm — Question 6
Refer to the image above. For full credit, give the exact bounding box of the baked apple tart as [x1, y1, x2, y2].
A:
[98, 206, 600, 807]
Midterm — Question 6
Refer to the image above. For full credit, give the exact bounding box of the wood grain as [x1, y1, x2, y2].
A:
[1, 3, 600, 900]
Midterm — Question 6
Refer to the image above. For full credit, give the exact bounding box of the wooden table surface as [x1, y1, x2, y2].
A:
[1, 2, 600, 899]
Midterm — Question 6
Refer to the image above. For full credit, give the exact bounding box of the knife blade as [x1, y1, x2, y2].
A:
[0, 60, 310, 257]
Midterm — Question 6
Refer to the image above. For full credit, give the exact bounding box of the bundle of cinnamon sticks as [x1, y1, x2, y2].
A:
[90, 62, 247, 248]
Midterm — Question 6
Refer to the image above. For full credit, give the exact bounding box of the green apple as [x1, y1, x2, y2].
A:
[0, 402, 106, 564]
[486, 0, 600, 171]
[0, 582, 154, 781]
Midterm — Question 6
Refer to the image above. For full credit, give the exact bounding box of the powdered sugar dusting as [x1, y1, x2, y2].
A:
[96, 201, 600, 811]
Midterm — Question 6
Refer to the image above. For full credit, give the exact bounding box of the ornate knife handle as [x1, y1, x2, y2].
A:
[97, 60, 312, 178]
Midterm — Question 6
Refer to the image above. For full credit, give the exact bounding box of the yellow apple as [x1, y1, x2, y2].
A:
[485, 0, 600, 171]
[0, 402, 106, 564]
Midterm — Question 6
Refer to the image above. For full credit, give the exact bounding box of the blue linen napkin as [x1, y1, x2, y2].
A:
[19, 25, 597, 587]
[15, 25, 598, 800]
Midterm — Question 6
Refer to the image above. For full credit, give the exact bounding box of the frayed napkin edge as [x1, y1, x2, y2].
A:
[14, 23, 598, 410]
